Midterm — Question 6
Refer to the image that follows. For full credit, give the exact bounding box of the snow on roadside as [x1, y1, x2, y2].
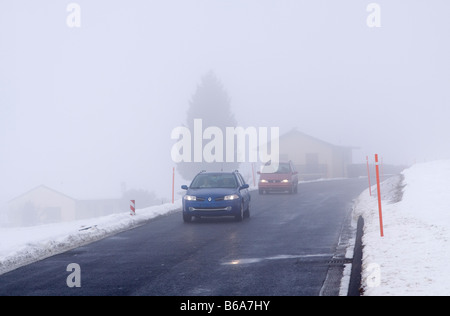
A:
[0, 200, 181, 276]
[353, 160, 450, 296]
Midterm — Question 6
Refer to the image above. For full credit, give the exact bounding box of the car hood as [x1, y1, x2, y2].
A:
[187, 187, 237, 198]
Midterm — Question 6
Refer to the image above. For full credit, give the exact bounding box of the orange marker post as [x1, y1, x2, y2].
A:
[375, 154, 384, 237]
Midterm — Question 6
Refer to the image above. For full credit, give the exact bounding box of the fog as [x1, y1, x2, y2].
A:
[1, 1, 450, 222]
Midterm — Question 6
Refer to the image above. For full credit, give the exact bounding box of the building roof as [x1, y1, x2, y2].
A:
[279, 129, 358, 150]
[8, 185, 76, 203]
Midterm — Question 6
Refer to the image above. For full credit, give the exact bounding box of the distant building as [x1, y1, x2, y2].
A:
[8, 185, 123, 226]
[270, 129, 355, 180]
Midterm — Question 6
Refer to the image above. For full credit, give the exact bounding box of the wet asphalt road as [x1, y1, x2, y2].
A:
[0, 178, 367, 296]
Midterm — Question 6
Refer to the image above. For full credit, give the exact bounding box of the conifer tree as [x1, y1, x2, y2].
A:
[177, 71, 238, 181]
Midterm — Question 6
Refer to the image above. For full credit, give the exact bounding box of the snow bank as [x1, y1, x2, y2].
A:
[0, 200, 181, 275]
[354, 160, 450, 296]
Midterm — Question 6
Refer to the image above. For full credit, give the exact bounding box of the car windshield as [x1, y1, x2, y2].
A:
[190, 173, 238, 189]
[260, 163, 291, 174]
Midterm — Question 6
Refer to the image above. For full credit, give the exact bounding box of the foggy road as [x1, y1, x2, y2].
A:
[0, 178, 367, 296]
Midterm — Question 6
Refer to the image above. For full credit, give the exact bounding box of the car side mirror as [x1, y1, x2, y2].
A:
[240, 184, 249, 190]
[181, 185, 188, 190]
[292, 171, 298, 175]
[257, 171, 261, 175]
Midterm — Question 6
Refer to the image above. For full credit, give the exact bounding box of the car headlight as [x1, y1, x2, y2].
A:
[184, 195, 197, 201]
[281, 179, 289, 183]
[260, 179, 268, 183]
[224, 194, 239, 201]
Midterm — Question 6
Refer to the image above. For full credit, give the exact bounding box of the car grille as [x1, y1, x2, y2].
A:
[196, 197, 224, 201]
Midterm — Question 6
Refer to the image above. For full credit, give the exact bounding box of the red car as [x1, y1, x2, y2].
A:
[258, 161, 299, 194]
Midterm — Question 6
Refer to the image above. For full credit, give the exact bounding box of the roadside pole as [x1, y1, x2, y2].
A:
[375, 154, 384, 237]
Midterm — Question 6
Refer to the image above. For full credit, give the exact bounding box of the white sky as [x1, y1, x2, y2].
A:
[1, 0, 450, 208]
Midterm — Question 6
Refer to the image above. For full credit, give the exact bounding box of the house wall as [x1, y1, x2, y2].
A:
[8, 186, 76, 226]
[277, 132, 351, 180]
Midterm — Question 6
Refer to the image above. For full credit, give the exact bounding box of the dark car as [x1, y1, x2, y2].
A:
[258, 161, 299, 194]
[181, 171, 251, 222]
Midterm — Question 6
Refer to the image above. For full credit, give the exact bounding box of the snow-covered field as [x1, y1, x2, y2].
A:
[2, 161, 450, 296]
[353, 160, 450, 296]
[0, 200, 181, 275]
